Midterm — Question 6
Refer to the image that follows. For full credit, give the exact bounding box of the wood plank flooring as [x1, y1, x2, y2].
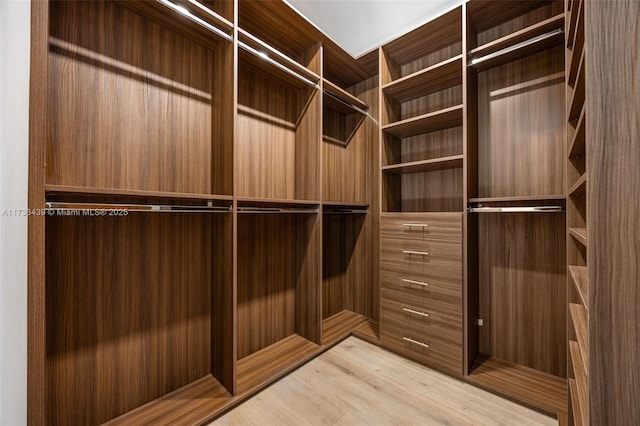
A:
[212, 337, 557, 425]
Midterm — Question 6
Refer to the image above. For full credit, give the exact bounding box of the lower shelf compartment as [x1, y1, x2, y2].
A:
[237, 334, 320, 395]
[322, 310, 368, 346]
[352, 319, 380, 345]
[104, 375, 232, 426]
[466, 355, 567, 417]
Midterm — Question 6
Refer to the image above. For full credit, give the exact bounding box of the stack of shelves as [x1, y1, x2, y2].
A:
[380, 7, 464, 213]
[565, 0, 588, 424]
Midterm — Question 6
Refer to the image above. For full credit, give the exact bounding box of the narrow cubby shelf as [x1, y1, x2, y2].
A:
[568, 49, 586, 121]
[382, 155, 463, 174]
[570, 340, 588, 380]
[568, 107, 586, 158]
[382, 55, 462, 102]
[567, 2, 584, 86]
[569, 227, 588, 246]
[382, 105, 463, 138]
[469, 14, 564, 70]
[569, 341, 589, 424]
[569, 173, 587, 196]
[570, 303, 589, 368]
[323, 78, 369, 111]
[44, 184, 234, 202]
[567, 0, 583, 49]
[569, 265, 589, 308]
[322, 310, 368, 346]
[569, 379, 587, 426]
[236, 334, 320, 394]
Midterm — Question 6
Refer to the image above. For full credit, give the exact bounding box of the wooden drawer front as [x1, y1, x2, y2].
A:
[380, 238, 462, 282]
[381, 213, 462, 242]
[380, 287, 461, 318]
[380, 331, 462, 376]
[380, 271, 461, 306]
[380, 293, 462, 339]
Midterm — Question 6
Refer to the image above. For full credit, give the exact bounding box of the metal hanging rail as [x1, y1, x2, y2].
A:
[237, 206, 319, 214]
[468, 206, 565, 213]
[323, 90, 369, 116]
[157, 0, 233, 42]
[45, 201, 232, 213]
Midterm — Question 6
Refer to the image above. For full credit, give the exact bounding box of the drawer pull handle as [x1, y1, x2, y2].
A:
[403, 223, 429, 228]
[403, 250, 429, 256]
[402, 337, 429, 349]
[402, 307, 429, 318]
[402, 278, 429, 287]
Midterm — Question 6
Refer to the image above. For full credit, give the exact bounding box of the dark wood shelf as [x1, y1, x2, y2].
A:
[470, 195, 566, 203]
[352, 320, 380, 345]
[467, 355, 567, 416]
[236, 197, 321, 206]
[568, 107, 586, 158]
[382, 55, 463, 102]
[569, 265, 589, 308]
[469, 13, 564, 68]
[382, 105, 463, 138]
[567, 0, 583, 49]
[569, 341, 589, 421]
[45, 184, 233, 202]
[569, 227, 588, 247]
[570, 303, 588, 370]
[568, 50, 586, 121]
[237, 334, 320, 394]
[382, 155, 463, 174]
[569, 379, 587, 426]
[322, 310, 368, 346]
[322, 201, 369, 209]
[323, 78, 368, 111]
[104, 375, 232, 426]
[569, 173, 587, 196]
[467, 1, 553, 33]
[567, 1, 584, 86]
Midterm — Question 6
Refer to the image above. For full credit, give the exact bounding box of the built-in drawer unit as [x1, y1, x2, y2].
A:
[380, 213, 463, 375]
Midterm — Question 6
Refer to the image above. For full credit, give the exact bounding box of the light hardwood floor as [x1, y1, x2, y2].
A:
[212, 337, 557, 425]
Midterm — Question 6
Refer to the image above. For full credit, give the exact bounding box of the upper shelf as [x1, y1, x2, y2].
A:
[120, 0, 233, 48]
[45, 184, 233, 203]
[469, 14, 564, 70]
[467, 1, 557, 32]
[382, 155, 463, 174]
[382, 105, 463, 138]
[323, 79, 369, 114]
[382, 55, 463, 103]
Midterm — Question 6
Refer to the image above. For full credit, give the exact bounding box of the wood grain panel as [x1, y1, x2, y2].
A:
[381, 213, 462, 242]
[45, 213, 227, 425]
[477, 46, 565, 198]
[383, 127, 463, 167]
[384, 166, 464, 212]
[587, 1, 640, 423]
[237, 213, 321, 358]
[468, 1, 560, 34]
[381, 288, 462, 323]
[478, 213, 566, 377]
[321, 310, 367, 346]
[352, 320, 380, 345]
[47, 1, 228, 195]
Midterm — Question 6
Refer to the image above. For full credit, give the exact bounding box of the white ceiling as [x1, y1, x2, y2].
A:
[285, 0, 462, 58]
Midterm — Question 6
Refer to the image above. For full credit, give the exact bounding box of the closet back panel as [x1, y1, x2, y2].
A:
[45, 213, 223, 425]
[237, 66, 320, 201]
[47, 1, 231, 195]
[478, 213, 566, 377]
[237, 214, 321, 358]
[477, 46, 565, 198]
[384, 168, 464, 212]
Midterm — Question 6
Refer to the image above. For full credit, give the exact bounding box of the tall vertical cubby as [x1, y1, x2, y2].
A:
[378, 7, 465, 378]
[464, 0, 568, 417]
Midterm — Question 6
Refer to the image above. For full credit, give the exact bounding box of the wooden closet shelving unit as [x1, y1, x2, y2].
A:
[565, 0, 588, 424]
[464, 0, 569, 418]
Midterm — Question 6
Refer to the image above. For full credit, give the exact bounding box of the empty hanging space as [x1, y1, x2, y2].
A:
[380, 7, 464, 213]
[465, 1, 567, 417]
[46, 0, 234, 198]
[236, 33, 321, 202]
[236, 201, 322, 394]
[45, 196, 234, 425]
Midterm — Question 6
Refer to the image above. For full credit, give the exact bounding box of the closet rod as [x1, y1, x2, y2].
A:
[45, 201, 232, 213]
[238, 207, 319, 214]
[469, 28, 563, 67]
[323, 90, 369, 116]
[468, 206, 564, 213]
[157, 0, 233, 42]
[323, 208, 369, 214]
[238, 41, 319, 89]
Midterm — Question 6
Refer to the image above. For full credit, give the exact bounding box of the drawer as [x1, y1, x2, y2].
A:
[381, 287, 461, 318]
[380, 310, 462, 350]
[380, 271, 461, 305]
[380, 238, 462, 281]
[381, 213, 462, 242]
[380, 292, 462, 338]
[380, 331, 462, 376]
